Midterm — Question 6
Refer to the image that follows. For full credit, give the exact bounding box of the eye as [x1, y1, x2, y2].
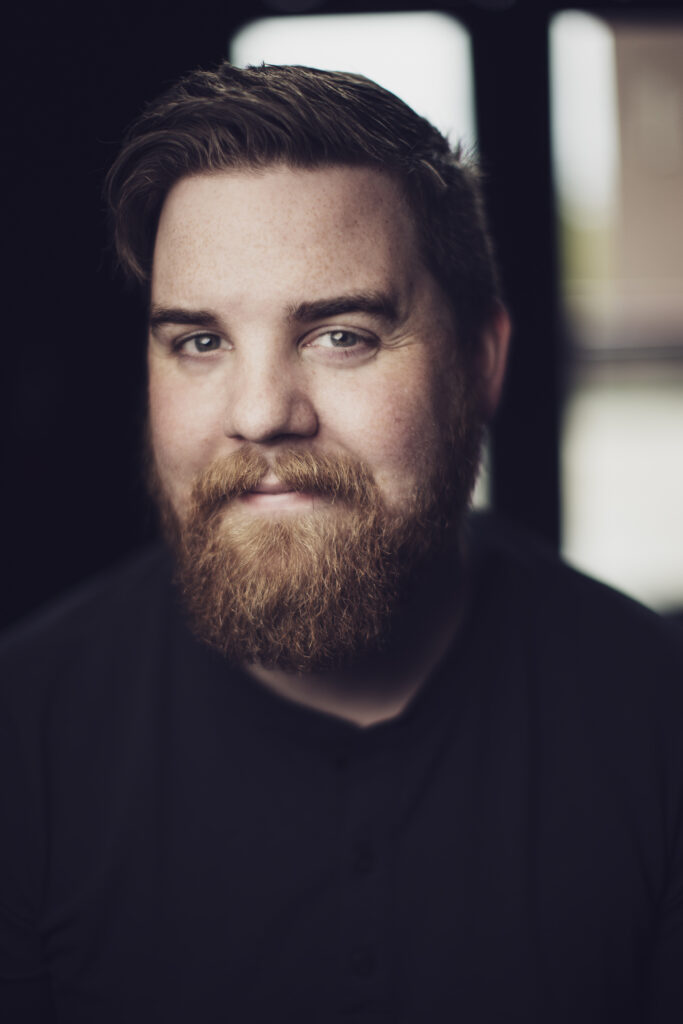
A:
[177, 332, 224, 354]
[315, 330, 366, 349]
[303, 328, 377, 360]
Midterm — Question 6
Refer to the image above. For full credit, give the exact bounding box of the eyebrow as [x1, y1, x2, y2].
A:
[148, 307, 222, 334]
[286, 291, 402, 326]
[148, 290, 402, 335]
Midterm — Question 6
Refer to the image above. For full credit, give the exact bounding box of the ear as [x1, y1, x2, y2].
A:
[477, 303, 511, 419]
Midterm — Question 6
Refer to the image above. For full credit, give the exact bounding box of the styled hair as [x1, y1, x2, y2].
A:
[105, 61, 501, 354]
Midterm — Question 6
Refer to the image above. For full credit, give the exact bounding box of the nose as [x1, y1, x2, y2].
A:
[224, 352, 318, 444]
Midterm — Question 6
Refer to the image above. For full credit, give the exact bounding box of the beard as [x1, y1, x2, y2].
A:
[149, 381, 483, 673]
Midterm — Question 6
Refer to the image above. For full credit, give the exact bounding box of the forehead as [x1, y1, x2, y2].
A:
[151, 165, 425, 309]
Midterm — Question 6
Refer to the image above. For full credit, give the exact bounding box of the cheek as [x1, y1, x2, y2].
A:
[325, 371, 443, 504]
[147, 370, 221, 507]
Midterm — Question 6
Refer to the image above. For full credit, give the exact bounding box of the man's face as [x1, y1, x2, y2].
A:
[147, 164, 493, 668]
[148, 164, 464, 520]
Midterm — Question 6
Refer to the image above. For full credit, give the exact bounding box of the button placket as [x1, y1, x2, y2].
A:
[336, 743, 396, 1014]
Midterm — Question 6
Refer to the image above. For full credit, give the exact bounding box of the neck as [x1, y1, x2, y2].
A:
[244, 553, 466, 728]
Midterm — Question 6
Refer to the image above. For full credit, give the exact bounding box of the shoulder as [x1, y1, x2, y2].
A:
[466, 516, 683, 845]
[0, 545, 174, 697]
[468, 512, 683, 700]
[469, 510, 681, 635]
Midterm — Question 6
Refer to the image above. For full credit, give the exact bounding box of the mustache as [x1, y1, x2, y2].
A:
[190, 447, 377, 515]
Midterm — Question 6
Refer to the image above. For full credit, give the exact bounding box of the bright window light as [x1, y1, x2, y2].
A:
[230, 12, 476, 148]
[554, 15, 683, 612]
[562, 373, 683, 611]
[550, 12, 620, 227]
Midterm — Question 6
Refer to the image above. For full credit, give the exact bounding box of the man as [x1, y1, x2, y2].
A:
[1, 63, 681, 1023]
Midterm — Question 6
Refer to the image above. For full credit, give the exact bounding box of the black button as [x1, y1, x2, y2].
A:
[349, 946, 376, 978]
[351, 839, 374, 875]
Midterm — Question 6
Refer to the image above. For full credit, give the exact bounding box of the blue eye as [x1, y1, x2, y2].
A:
[182, 333, 222, 353]
[313, 330, 371, 350]
[325, 330, 361, 348]
[302, 327, 378, 364]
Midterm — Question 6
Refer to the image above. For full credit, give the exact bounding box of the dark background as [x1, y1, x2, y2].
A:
[4, 0, 682, 630]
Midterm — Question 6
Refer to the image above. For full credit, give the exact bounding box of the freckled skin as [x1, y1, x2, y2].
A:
[147, 165, 465, 520]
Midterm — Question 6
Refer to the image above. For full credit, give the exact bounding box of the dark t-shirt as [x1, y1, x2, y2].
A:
[1, 518, 682, 1023]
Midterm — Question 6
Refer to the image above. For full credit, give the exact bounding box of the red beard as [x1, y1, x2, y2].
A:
[149, 382, 483, 672]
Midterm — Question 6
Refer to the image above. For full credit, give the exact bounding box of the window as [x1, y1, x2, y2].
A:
[551, 12, 683, 611]
[231, 12, 475, 145]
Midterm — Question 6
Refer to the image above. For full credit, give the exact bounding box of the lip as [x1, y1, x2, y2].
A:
[250, 477, 294, 495]
[238, 476, 318, 511]
[239, 491, 317, 511]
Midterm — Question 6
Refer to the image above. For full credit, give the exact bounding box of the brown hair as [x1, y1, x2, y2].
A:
[105, 61, 501, 354]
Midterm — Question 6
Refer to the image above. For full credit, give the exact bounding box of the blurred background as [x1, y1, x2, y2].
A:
[4, 0, 682, 629]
